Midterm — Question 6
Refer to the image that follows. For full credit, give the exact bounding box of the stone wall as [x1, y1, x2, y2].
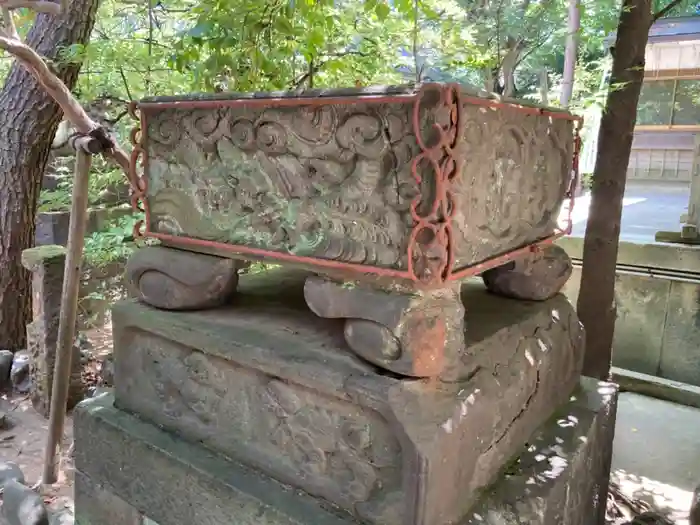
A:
[79, 259, 127, 330]
[557, 236, 700, 387]
[35, 205, 132, 247]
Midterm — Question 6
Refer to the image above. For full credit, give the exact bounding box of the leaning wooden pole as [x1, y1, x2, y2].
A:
[41, 138, 96, 485]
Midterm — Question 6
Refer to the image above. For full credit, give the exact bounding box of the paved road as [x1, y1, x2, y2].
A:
[613, 393, 700, 524]
[569, 182, 690, 243]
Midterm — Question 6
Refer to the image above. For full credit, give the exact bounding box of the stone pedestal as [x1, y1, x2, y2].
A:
[75, 82, 610, 525]
[21, 245, 84, 417]
[74, 270, 617, 525]
[74, 380, 616, 525]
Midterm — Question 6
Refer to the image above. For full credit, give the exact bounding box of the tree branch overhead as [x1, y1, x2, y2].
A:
[653, 0, 686, 22]
[0, 0, 130, 171]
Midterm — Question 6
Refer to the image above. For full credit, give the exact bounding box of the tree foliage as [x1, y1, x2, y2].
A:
[43, 0, 649, 108]
[0, 0, 693, 144]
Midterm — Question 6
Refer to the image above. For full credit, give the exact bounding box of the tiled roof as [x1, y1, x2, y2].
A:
[605, 15, 700, 47]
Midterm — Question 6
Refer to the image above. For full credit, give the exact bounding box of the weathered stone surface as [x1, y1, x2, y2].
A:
[97, 354, 114, 386]
[1, 480, 49, 525]
[304, 276, 464, 377]
[111, 269, 584, 525]
[136, 84, 573, 287]
[0, 461, 25, 486]
[74, 381, 614, 525]
[482, 244, 573, 301]
[35, 212, 73, 248]
[125, 246, 239, 310]
[34, 207, 132, 247]
[10, 351, 30, 393]
[0, 350, 13, 389]
[74, 393, 360, 525]
[558, 236, 700, 387]
[304, 270, 581, 379]
[464, 378, 618, 525]
[452, 278, 584, 383]
[21, 245, 84, 417]
[48, 510, 73, 525]
[74, 470, 142, 525]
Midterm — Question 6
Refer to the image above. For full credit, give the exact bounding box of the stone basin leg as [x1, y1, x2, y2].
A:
[482, 244, 572, 301]
[125, 246, 241, 310]
[303, 276, 465, 378]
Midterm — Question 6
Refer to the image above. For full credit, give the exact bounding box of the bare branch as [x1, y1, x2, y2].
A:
[118, 65, 133, 100]
[653, 0, 685, 21]
[0, 35, 91, 132]
[0, 34, 130, 172]
[1, 8, 19, 40]
[0, 0, 60, 14]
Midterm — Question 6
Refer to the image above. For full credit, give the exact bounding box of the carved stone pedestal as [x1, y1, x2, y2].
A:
[74, 269, 616, 525]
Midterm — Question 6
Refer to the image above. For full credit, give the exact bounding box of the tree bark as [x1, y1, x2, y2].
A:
[0, 0, 99, 351]
[577, 0, 653, 379]
[559, 0, 580, 107]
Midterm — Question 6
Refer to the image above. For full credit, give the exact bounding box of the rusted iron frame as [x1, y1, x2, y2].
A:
[128, 84, 582, 289]
[406, 83, 461, 285]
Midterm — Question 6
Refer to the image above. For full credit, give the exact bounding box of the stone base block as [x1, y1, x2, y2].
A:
[74, 392, 362, 525]
[74, 469, 143, 525]
[109, 270, 585, 525]
[74, 379, 616, 525]
[466, 376, 619, 525]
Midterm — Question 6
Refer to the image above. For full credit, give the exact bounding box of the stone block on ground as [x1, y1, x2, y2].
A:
[74, 393, 361, 525]
[1, 480, 49, 525]
[0, 350, 13, 390]
[465, 377, 618, 525]
[34, 207, 132, 248]
[109, 269, 584, 525]
[0, 461, 25, 487]
[10, 351, 30, 394]
[74, 469, 141, 525]
[21, 246, 85, 417]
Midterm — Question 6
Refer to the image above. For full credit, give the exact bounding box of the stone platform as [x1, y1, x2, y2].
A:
[72, 269, 614, 525]
[74, 378, 616, 525]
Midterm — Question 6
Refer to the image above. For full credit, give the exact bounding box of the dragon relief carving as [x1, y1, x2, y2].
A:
[145, 341, 402, 515]
[143, 103, 419, 269]
[453, 104, 573, 267]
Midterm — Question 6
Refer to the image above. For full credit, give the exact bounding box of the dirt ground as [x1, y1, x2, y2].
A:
[0, 322, 113, 515]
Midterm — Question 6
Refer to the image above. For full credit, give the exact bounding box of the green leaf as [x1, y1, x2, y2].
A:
[187, 21, 213, 39]
[274, 16, 295, 35]
[375, 2, 390, 20]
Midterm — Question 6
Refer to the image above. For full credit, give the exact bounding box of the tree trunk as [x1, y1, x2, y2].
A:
[577, 0, 652, 379]
[539, 68, 549, 105]
[0, 0, 99, 351]
[501, 38, 524, 98]
[559, 0, 580, 107]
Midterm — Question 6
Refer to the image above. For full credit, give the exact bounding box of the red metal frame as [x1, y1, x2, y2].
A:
[128, 84, 583, 289]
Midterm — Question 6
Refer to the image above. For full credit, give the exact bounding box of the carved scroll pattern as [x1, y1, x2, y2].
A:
[138, 338, 403, 517]
[453, 104, 574, 267]
[260, 379, 402, 508]
[143, 103, 420, 269]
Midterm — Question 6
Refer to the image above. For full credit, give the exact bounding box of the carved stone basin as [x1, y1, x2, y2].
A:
[129, 83, 580, 291]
